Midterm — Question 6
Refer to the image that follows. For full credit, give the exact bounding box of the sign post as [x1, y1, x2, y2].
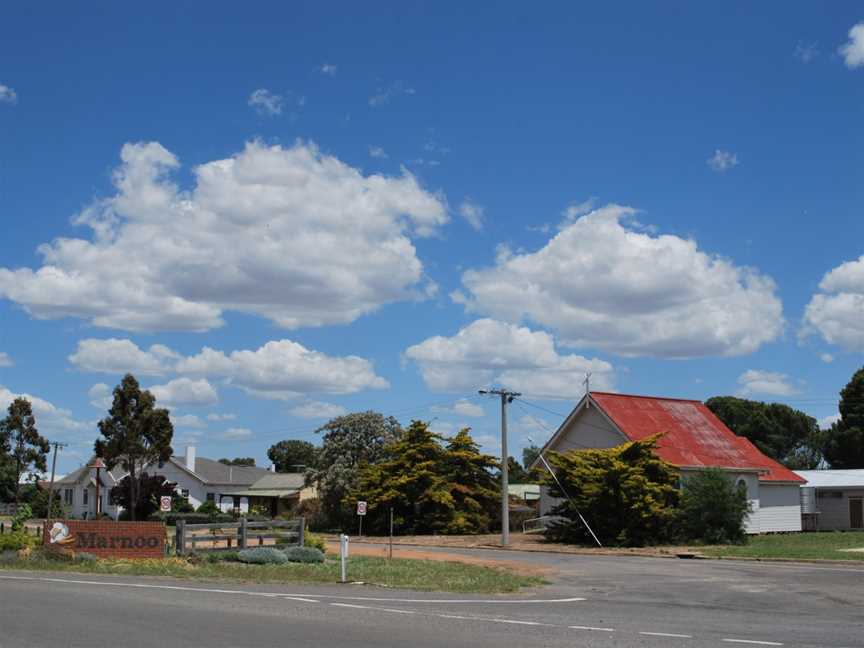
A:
[356, 501, 367, 537]
[339, 534, 350, 583]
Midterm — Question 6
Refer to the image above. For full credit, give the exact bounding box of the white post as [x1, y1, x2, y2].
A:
[340, 534, 349, 583]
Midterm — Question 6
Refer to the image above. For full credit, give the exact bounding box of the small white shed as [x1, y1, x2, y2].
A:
[795, 470, 864, 531]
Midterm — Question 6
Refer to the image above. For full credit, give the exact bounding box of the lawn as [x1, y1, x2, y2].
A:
[0, 554, 544, 594]
[702, 531, 864, 561]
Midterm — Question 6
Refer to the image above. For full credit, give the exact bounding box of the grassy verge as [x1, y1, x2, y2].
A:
[701, 531, 864, 561]
[0, 554, 543, 594]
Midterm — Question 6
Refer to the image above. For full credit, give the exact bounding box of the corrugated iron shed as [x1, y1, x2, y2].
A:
[589, 392, 804, 484]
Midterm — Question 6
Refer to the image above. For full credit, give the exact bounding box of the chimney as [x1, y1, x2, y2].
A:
[185, 445, 196, 473]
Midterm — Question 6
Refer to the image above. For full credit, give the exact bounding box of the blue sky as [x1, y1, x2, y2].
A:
[2, 3, 863, 475]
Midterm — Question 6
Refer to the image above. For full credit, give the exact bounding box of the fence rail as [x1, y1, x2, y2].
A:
[175, 518, 305, 555]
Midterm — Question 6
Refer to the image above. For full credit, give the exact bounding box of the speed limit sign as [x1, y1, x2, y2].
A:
[356, 501, 367, 516]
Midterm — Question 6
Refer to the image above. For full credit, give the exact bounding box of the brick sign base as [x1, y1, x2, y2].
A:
[43, 520, 166, 559]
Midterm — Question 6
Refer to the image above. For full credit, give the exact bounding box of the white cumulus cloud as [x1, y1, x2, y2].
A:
[0, 140, 447, 333]
[248, 88, 283, 115]
[221, 427, 252, 440]
[369, 146, 388, 159]
[840, 22, 864, 69]
[458, 199, 485, 231]
[0, 385, 88, 435]
[69, 338, 179, 375]
[176, 339, 388, 400]
[0, 84, 17, 105]
[405, 318, 614, 400]
[707, 149, 739, 172]
[736, 370, 800, 397]
[170, 413, 206, 429]
[318, 63, 337, 76]
[148, 377, 218, 406]
[87, 383, 113, 410]
[456, 204, 783, 358]
[0, 352, 12, 367]
[288, 400, 348, 419]
[206, 412, 236, 422]
[803, 255, 864, 351]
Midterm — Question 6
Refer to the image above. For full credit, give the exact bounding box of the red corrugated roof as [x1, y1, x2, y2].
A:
[589, 392, 804, 483]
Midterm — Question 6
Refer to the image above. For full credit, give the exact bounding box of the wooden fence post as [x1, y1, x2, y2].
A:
[175, 520, 186, 556]
[298, 517, 305, 547]
[239, 517, 248, 550]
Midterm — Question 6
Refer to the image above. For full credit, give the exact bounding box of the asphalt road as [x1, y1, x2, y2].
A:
[1, 551, 863, 648]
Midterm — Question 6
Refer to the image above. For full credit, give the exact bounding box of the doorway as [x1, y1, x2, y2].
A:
[850, 498, 864, 529]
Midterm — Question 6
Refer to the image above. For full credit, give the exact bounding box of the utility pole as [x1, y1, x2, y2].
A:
[479, 388, 521, 546]
[45, 442, 68, 527]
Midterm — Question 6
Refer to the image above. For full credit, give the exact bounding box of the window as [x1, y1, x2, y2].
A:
[736, 479, 748, 498]
[181, 489, 190, 499]
[83, 488, 89, 506]
[64, 489, 73, 506]
[206, 492, 215, 502]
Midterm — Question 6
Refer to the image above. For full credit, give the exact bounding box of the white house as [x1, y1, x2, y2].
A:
[53, 446, 274, 518]
[795, 470, 864, 531]
[52, 459, 125, 520]
[533, 392, 806, 534]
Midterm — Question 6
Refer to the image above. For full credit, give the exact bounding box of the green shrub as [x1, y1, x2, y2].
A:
[679, 469, 750, 545]
[205, 551, 240, 563]
[237, 547, 288, 565]
[195, 501, 221, 517]
[284, 546, 325, 564]
[74, 552, 98, 563]
[0, 531, 37, 552]
[543, 435, 680, 547]
[303, 531, 327, 553]
[11, 504, 32, 532]
[148, 511, 233, 525]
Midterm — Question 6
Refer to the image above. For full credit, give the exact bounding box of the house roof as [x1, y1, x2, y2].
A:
[54, 459, 125, 486]
[794, 469, 864, 489]
[566, 392, 804, 484]
[220, 472, 306, 498]
[171, 456, 271, 486]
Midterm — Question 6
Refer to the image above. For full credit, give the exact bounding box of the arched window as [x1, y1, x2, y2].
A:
[737, 478, 748, 498]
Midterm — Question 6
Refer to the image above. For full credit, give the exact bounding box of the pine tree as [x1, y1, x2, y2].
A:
[442, 428, 499, 534]
[823, 367, 864, 468]
[352, 420, 454, 534]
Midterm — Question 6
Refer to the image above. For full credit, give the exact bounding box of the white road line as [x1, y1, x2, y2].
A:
[722, 640, 783, 646]
[639, 631, 693, 638]
[330, 603, 370, 610]
[0, 574, 583, 605]
[377, 608, 417, 615]
[570, 625, 615, 632]
[283, 596, 320, 603]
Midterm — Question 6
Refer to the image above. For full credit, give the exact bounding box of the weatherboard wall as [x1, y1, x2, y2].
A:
[816, 488, 864, 530]
[755, 484, 802, 533]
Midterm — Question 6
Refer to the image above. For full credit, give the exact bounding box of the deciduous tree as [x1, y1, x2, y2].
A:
[309, 411, 401, 528]
[267, 440, 316, 472]
[706, 396, 821, 468]
[94, 374, 174, 520]
[218, 457, 256, 466]
[679, 468, 750, 544]
[110, 473, 178, 520]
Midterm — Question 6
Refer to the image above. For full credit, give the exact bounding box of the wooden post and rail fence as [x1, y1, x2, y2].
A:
[174, 517, 305, 555]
